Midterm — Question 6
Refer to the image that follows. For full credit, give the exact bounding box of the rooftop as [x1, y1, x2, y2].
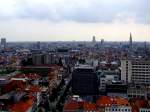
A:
[96, 96, 129, 107]
[10, 95, 35, 112]
[84, 102, 97, 111]
[64, 96, 130, 111]
[63, 100, 80, 111]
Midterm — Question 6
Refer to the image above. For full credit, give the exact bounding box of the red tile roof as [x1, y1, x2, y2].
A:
[27, 85, 41, 93]
[96, 96, 113, 107]
[10, 96, 34, 112]
[64, 96, 130, 112]
[84, 102, 97, 111]
[3, 80, 26, 94]
[131, 99, 150, 112]
[64, 101, 80, 111]
[14, 73, 41, 80]
[96, 96, 129, 107]
[115, 97, 129, 106]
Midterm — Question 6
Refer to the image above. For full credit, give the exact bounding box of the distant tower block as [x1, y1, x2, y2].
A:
[92, 36, 96, 43]
[101, 39, 104, 45]
[129, 33, 133, 49]
[36, 41, 41, 50]
[1, 38, 6, 48]
[144, 41, 147, 49]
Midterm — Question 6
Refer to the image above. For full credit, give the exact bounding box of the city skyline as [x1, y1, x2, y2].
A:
[0, 0, 150, 42]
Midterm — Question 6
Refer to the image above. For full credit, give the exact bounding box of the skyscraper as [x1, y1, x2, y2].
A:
[101, 39, 104, 45]
[129, 33, 132, 50]
[36, 41, 41, 50]
[92, 36, 96, 43]
[1, 38, 6, 48]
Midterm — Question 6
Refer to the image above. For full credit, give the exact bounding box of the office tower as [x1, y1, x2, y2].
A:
[100, 38, 104, 48]
[72, 65, 99, 95]
[92, 36, 96, 43]
[129, 33, 132, 50]
[1, 38, 6, 48]
[101, 39, 104, 45]
[36, 41, 41, 50]
[144, 41, 147, 49]
[121, 58, 150, 85]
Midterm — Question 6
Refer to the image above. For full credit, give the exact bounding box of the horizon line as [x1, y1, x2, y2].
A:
[6, 40, 150, 43]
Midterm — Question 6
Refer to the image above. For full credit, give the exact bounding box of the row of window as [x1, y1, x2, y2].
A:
[105, 108, 131, 112]
[132, 66, 150, 68]
[132, 72, 150, 75]
[128, 91, 145, 94]
[132, 76, 150, 79]
[133, 68, 150, 70]
[132, 80, 150, 83]
[132, 63, 150, 65]
[132, 69, 150, 72]
[128, 95, 145, 97]
[132, 78, 150, 80]
[140, 109, 150, 112]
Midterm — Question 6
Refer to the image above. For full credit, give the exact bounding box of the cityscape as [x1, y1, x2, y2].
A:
[1, 0, 150, 112]
[0, 35, 150, 112]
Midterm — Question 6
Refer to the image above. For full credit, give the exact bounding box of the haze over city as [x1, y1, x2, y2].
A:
[0, 0, 150, 42]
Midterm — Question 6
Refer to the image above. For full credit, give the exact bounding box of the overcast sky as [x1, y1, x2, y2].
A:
[0, 0, 150, 42]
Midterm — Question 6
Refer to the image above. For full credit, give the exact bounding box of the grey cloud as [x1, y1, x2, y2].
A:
[0, 0, 150, 24]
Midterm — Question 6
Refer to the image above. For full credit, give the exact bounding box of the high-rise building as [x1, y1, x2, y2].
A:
[129, 33, 132, 50]
[72, 65, 99, 95]
[121, 58, 150, 85]
[101, 39, 104, 45]
[100, 38, 104, 48]
[1, 38, 6, 48]
[92, 36, 96, 43]
[36, 41, 41, 50]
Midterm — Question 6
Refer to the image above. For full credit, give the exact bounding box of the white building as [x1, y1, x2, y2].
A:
[121, 59, 132, 83]
[121, 58, 150, 85]
[98, 70, 120, 92]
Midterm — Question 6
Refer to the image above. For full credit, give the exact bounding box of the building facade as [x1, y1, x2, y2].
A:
[121, 58, 150, 85]
[98, 70, 120, 92]
[72, 65, 99, 95]
[32, 53, 59, 65]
